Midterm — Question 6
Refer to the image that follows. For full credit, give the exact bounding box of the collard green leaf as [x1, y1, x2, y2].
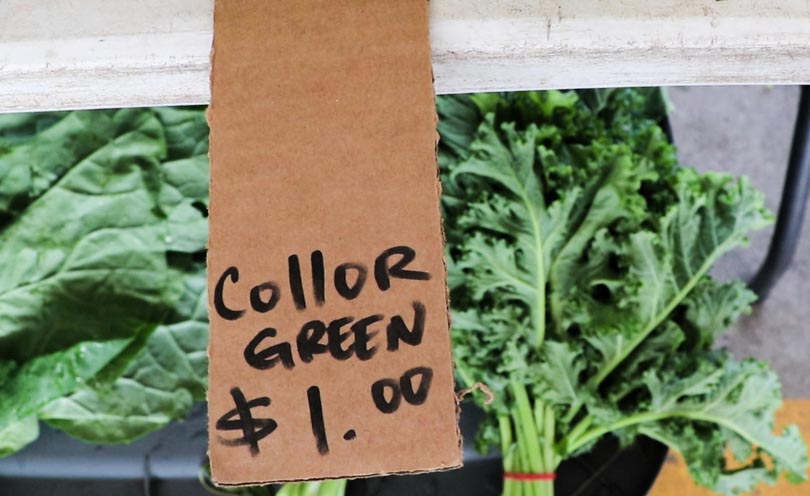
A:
[0, 109, 183, 361]
[34, 108, 211, 445]
[0, 106, 210, 456]
[153, 107, 209, 160]
[160, 155, 210, 253]
[0, 112, 66, 150]
[0, 338, 132, 436]
[0, 111, 116, 218]
[41, 267, 208, 443]
[0, 416, 39, 457]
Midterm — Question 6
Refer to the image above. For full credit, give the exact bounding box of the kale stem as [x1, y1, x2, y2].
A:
[513, 382, 544, 473]
[561, 399, 581, 425]
[317, 480, 346, 496]
[500, 415, 517, 496]
[535, 402, 547, 496]
[534, 404, 548, 496]
[534, 400, 545, 447]
[456, 363, 476, 393]
[567, 401, 772, 459]
[511, 381, 544, 496]
[562, 415, 591, 453]
[527, 218, 546, 348]
[512, 408, 531, 496]
[567, 411, 674, 453]
[515, 178, 546, 348]
[536, 401, 557, 496]
[500, 415, 514, 459]
[543, 403, 556, 468]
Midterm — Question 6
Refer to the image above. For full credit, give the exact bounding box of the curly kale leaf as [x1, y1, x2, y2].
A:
[440, 89, 805, 494]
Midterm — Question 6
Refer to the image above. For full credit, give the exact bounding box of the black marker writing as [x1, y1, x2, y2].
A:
[374, 245, 431, 291]
[400, 366, 433, 406]
[327, 316, 355, 360]
[371, 378, 401, 414]
[216, 243, 439, 459]
[311, 250, 326, 306]
[334, 262, 367, 300]
[386, 301, 426, 351]
[244, 327, 295, 370]
[351, 314, 381, 361]
[243, 304, 423, 371]
[216, 387, 277, 456]
[371, 366, 434, 414]
[307, 386, 330, 455]
[250, 281, 280, 313]
[297, 320, 328, 364]
[288, 254, 307, 310]
[214, 245, 431, 318]
[214, 267, 245, 321]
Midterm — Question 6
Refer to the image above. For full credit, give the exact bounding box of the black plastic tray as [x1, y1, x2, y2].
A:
[0, 402, 666, 496]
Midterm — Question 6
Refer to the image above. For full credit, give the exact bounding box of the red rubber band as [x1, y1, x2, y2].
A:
[504, 472, 556, 481]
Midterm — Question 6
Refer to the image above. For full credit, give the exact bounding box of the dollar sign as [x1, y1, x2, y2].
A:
[216, 387, 278, 456]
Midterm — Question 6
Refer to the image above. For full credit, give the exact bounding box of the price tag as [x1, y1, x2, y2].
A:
[207, 0, 462, 485]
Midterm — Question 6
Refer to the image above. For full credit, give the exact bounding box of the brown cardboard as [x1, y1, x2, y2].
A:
[207, 0, 462, 485]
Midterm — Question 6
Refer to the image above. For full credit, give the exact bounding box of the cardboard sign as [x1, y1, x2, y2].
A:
[207, 0, 462, 485]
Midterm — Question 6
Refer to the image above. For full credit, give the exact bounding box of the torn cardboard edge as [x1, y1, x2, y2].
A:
[214, 461, 463, 487]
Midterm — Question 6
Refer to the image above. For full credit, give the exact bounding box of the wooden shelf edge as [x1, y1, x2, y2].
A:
[1, 0, 809, 113]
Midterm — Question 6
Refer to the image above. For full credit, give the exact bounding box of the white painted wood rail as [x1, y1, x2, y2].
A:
[1, 0, 809, 113]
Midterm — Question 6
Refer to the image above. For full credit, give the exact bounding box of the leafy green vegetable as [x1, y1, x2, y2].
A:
[40, 266, 208, 443]
[440, 89, 806, 495]
[0, 416, 38, 458]
[0, 107, 210, 454]
[0, 89, 801, 496]
[0, 110, 176, 357]
[0, 338, 133, 429]
[276, 480, 348, 496]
